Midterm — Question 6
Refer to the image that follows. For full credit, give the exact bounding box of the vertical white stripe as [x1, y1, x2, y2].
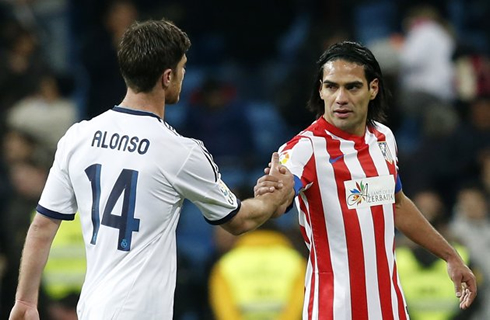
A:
[395, 263, 409, 319]
[383, 200, 401, 320]
[298, 193, 313, 319]
[384, 125, 409, 319]
[299, 186, 323, 320]
[283, 134, 317, 319]
[313, 134, 351, 320]
[310, 251, 320, 320]
[297, 194, 311, 253]
[303, 256, 313, 320]
[340, 137, 383, 319]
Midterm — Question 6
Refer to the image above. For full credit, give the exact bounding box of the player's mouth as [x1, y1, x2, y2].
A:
[334, 109, 352, 119]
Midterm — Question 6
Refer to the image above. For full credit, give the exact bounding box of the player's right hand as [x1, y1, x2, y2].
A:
[254, 174, 283, 197]
[254, 152, 289, 197]
[262, 152, 295, 217]
[9, 300, 40, 320]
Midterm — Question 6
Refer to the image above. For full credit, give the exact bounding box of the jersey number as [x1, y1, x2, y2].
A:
[85, 164, 140, 251]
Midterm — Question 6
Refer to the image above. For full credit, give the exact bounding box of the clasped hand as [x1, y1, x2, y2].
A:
[254, 152, 295, 217]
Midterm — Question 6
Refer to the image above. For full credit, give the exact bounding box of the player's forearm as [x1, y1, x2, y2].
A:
[15, 214, 60, 304]
[394, 191, 460, 262]
[222, 197, 277, 235]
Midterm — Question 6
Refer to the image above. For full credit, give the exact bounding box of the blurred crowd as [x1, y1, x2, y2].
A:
[0, 0, 489, 319]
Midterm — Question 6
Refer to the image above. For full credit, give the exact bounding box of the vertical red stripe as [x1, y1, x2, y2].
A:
[298, 196, 316, 320]
[370, 126, 408, 318]
[355, 132, 394, 320]
[302, 155, 335, 320]
[392, 261, 408, 320]
[326, 136, 368, 319]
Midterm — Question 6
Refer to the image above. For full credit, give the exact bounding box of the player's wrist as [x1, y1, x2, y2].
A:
[445, 248, 464, 264]
[15, 299, 37, 308]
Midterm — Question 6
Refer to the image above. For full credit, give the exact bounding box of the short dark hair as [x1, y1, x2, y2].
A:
[307, 41, 389, 126]
[117, 18, 191, 93]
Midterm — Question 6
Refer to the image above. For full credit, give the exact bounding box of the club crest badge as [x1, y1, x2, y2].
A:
[378, 141, 393, 164]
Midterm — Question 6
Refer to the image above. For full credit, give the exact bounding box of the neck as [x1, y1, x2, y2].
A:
[119, 88, 166, 119]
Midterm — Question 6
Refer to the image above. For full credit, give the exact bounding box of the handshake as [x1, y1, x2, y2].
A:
[254, 152, 296, 218]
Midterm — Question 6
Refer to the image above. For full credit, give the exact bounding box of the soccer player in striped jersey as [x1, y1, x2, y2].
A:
[9, 19, 294, 320]
[256, 41, 477, 320]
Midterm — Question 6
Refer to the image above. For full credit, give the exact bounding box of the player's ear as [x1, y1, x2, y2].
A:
[369, 78, 379, 100]
[162, 69, 173, 87]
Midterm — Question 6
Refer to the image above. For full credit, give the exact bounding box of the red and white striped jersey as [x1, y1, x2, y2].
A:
[279, 117, 409, 320]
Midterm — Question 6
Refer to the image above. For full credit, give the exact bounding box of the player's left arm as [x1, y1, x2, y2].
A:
[394, 190, 477, 309]
[9, 213, 61, 320]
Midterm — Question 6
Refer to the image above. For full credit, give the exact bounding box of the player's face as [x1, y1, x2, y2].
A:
[166, 55, 187, 104]
[319, 59, 378, 136]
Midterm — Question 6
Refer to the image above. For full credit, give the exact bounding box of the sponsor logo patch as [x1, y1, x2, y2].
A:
[218, 179, 236, 205]
[344, 175, 395, 209]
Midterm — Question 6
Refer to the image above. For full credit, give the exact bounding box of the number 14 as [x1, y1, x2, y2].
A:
[85, 164, 140, 251]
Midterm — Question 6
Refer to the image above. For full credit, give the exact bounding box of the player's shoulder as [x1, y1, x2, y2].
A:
[372, 121, 395, 139]
[372, 121, 391, 132]
[157, 121, 204, 150]
[279, 129, 314, 155]
[60, 118, 90, 141]
[146, 121, 213, 164]
[61, 111, 111, 137]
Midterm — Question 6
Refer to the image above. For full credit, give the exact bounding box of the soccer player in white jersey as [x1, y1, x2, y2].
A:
[255, 41, 477, 319]
[9, 19, 294, 320]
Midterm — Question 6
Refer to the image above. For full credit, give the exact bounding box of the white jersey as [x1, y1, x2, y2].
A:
[37, 106, 240, 320]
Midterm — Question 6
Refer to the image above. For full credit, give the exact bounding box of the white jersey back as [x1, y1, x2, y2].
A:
[37, 106, 240, 320]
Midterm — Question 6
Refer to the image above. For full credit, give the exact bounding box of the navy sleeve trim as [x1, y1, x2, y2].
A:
[395, 174, 402, 193]
[285, 202, 295, 214]
[293, 175, 302, 196]
[36, 204, 76, 221]
[284, 175, 302, 213]
[205, 199, 241, 225]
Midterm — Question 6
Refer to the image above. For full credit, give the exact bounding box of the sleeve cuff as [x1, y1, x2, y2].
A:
[395, 174, 402, 193]
[36, 204, 76, 221]
[285, 175, 302, 213]
[204, 199, 242, 225]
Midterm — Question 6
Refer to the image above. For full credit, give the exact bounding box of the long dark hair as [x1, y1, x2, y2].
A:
[307, 41, 389, 126]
